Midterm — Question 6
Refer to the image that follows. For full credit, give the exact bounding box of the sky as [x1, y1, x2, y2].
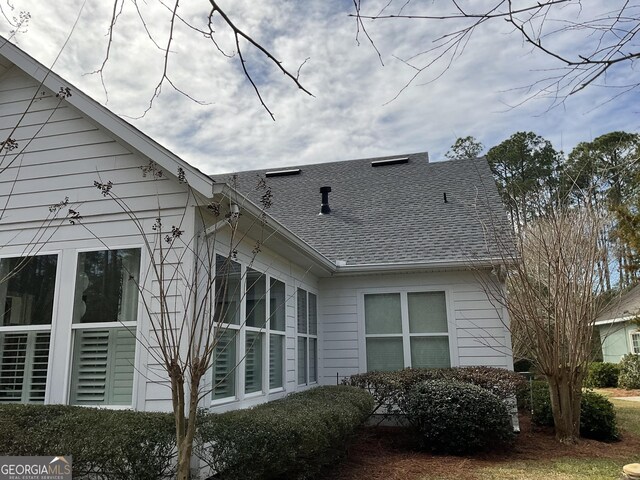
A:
[2, 1, 639, 174]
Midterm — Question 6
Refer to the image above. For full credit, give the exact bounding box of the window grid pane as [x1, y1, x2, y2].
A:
[245, 332, 263, 394]
[297, 337, 307, 385]
[632, 332, 640, 354]
[269, 334, 284, 389]
[269, 279, 286, 332]
[73, 249, 141, 324]
[408, 292, 447, 333]
[364, 293, 402, 334]
[410, 337, 451, 369]
[215, 255, 241, 325]
[245, 269, 266, 328]
[308, 294, 317, 335]
[297, 289, 307, 334]
[213, 330, 237, 400]
[309, 338, 317, 383]
[0, 255, 57, 327]
[366, 337, 404, 372]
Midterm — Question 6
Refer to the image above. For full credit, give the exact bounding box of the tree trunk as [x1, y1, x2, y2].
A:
[547, 373, 582, 444]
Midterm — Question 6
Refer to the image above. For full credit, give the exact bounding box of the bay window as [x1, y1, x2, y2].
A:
[364, 291, 451, 372]
[0, 254, 57, 403]
[297, 288, 318, 385]
[69, 248, 140, 406]
[212, 255, 286, 402]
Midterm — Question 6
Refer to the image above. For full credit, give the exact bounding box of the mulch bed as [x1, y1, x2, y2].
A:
[322, 415, 640, 480]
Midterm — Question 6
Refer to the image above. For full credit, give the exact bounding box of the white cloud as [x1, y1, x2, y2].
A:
[3, 0, 639, 174]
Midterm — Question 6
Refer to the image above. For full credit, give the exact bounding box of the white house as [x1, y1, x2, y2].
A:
[0, 37, 514, 413]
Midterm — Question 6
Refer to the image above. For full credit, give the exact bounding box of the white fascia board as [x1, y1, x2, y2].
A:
[594, 315, 636, 326]
[332, 257, 506, 275]
[0, 38, 215, 199]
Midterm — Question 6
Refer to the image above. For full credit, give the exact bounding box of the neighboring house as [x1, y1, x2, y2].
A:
[595, 284, 640, 363]
[0, 37, 514, 413]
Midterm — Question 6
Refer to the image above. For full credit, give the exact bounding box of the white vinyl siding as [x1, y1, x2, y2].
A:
[319, 271, 512, 384]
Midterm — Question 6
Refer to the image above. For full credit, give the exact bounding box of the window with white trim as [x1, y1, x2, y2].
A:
[632, 331, 640, 355]
[212, 255, 286, 402]
[297, 288, 317, 385]
[69, 249, 140, 406]
[0, 254, 57, 403]
[364, 291, 450, 372]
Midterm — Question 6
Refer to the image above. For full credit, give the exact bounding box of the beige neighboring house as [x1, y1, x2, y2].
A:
[596, 284, 640, 363]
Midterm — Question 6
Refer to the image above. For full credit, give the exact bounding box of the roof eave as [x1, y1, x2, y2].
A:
[333, 257, 509, 275]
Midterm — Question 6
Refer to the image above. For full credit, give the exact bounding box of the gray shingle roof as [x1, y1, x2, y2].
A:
[597, 284, 640, 322]
[211, 152, 509, 266]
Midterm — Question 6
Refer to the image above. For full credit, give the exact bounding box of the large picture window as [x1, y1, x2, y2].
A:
[0, 254, 57, 404]
[297, 288, 317, 386]
[69, 248, 140, 406]
[212, 255, 286, 402]
[364, 291, 450, 372]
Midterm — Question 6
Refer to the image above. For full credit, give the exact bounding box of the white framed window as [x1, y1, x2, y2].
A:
[297, 288, 318, 386]
[364, 291, 451, 372]
[631, 331, 640, 355]
[0, 254, 58, 403]
[69, 248, 141, 406]
[212, 255, 286, 403]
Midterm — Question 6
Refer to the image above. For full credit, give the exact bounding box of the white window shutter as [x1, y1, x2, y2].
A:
[71, 330, 109, 405]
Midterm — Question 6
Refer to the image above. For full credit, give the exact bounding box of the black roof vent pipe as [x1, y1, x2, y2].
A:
[319, 186, 331, 215]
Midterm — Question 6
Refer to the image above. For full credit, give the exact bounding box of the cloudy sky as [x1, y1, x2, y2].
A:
[2, 1, 639, 174]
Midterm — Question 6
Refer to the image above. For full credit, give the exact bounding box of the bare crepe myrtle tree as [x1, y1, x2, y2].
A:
[73, 163, 275, 479]
[478, 206, 607, 444]
[352, 1, 640, 107]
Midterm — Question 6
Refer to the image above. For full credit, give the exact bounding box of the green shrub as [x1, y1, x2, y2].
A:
[618, 353, 640, 389]
[530, 382, 619, 441]
[343, 366, 526, 415]
[401, 379, 514, 455]
[0, 404, 176, 479]
[585, 362, 620, 388]
[196, 386, 373, 480]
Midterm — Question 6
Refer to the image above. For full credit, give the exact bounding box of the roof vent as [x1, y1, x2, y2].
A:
[265, 168, 301, 178]
[319, 186, 331, 215]
[371, 157, 409, 167]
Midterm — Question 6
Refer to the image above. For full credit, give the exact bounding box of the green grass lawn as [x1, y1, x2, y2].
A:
[610, 398, 640, 436]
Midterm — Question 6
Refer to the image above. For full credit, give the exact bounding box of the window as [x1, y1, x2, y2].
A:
[69, 249, 140, 406]
[297, 288, 318, 385]
[0, 254, 57, 403]
[212, 255, 286, 402]
[364, 291, 450, 372]
[632, 331, 640, 355]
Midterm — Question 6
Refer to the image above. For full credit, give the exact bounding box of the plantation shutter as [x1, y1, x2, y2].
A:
[70, 328, 135, 405]
[244, 332, 262, 394]
[27, 332, 50, 403]
[0, 331, 50, 403]
[213, 330, 236, 400]
[269, 334, 283, 389]
[109, 328, 136, 405]
[71, 330, 109, 404]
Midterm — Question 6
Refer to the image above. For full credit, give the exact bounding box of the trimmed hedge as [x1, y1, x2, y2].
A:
[618, 353, 640, 389]
[343, 366, 526, 415]
[0, 404, 176, 479]
[585, 362, 620, 388]
[402, 380, 515, 455]
[530, 382, 619, 442]
[196, 386, 373, 480]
